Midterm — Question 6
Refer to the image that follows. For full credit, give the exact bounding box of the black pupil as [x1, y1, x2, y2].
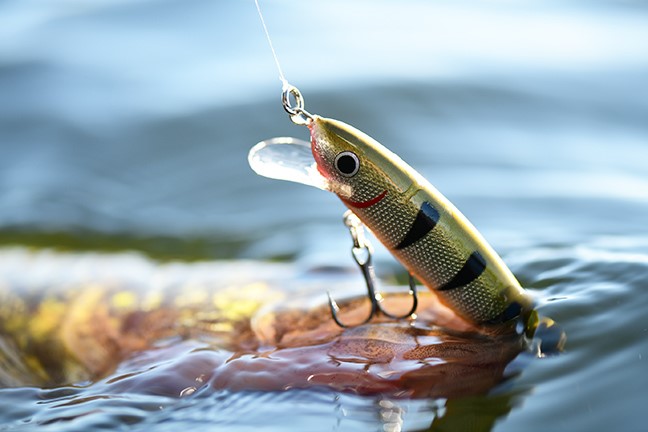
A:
[336, 154, 357, 175]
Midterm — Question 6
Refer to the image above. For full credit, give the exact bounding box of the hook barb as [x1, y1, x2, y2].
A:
[327, 291, 371, 329]
[327, 271, 419, 328]
[379, 273, 419, 320]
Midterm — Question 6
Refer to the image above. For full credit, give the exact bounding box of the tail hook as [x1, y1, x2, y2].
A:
[328, 211, 419, 328]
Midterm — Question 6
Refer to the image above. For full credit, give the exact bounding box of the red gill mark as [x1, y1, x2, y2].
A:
[308, 123, 386, 207]
[340, 190, 388, 209]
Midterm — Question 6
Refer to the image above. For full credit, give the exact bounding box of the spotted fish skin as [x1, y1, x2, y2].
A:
[309, 116, 533, 325]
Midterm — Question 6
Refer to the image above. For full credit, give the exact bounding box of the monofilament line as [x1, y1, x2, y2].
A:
[254, 0, 289, 89]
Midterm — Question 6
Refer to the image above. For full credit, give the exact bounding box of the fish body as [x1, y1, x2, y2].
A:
[0, 250, 523, 397]
[309, 116, 533, 326]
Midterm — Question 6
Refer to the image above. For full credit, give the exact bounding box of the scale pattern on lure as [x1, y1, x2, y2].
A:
[309, 116, 534, 325]
[249, 86, 535, 328]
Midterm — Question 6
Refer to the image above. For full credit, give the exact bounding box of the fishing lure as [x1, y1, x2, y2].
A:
[249, 2, 563, 349]
[250, 85, 535, 330]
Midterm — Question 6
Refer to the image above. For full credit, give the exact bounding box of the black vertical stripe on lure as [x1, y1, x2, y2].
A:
[437, 251, 487, 291]
[485, 301, 523, 324]
[395, 202, 440, 250]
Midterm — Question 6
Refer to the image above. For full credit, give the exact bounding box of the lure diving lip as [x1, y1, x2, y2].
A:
[248, 136, 329, 191]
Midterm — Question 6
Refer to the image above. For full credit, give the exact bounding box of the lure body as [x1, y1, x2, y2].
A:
[309, 116, 533, 325]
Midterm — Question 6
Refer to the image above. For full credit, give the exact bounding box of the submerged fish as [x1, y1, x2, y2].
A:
[0, 250, 527, 399]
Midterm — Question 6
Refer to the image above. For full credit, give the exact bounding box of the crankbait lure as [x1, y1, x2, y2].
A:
[249, 86, 534, 329]
[249, 1, 564, 351]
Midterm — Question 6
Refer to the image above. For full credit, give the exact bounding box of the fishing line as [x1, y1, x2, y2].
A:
[254, 0, 289, 89]
[253, 0, 313, 125]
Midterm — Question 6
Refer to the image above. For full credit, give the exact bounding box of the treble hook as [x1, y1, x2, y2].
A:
[328, 211, 419, 328]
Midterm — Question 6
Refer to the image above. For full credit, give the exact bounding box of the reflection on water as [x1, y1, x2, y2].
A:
[1, 0, 648, 430]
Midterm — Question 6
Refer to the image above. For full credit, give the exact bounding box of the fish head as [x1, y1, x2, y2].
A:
[308, 116, 414, 206]
[248, 115, 414, 205]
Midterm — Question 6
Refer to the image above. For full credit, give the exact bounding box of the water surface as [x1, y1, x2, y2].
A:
[0, 0, 647, 430]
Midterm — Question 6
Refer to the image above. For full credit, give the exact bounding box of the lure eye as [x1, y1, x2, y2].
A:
[334, 151, 360, 177]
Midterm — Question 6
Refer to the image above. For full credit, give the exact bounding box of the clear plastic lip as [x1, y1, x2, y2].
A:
[248, 137, 330, 191]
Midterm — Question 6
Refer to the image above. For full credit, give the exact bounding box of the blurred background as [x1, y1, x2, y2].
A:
[1, 0, 646, 264]
[1, 1, 648, 431]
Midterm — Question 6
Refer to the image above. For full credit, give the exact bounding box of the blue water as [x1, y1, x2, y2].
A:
[1, 0, 647, 430]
